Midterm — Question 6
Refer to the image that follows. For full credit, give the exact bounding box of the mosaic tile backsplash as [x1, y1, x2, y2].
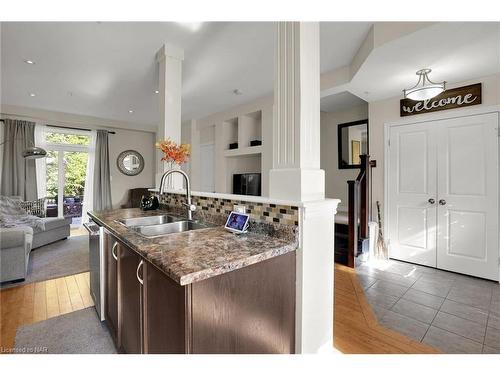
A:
[158, 192, 299, 225]
[156, 192, 299, 242]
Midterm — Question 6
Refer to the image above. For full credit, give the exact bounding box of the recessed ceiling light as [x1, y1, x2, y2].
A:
[29, 93, 36, 97]
[176, 22, 203, 32]
[128, 110, 134, 113]
[24, 60, 35, 65]
[154, 90, 160, 94]
[233, 89, 243, 95]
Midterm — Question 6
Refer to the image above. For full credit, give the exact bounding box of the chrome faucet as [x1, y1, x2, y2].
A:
[159, 169, 196, 220]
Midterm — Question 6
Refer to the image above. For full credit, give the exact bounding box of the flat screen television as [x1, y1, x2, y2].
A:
[233, 173, 261, 196]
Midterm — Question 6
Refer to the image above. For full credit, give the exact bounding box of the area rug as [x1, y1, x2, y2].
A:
[14, 307, 116, 354]
[1, 235, 89, 289]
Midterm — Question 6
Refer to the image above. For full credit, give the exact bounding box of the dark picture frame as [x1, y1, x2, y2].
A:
[337, 119, 369, 169]
[116, 149, 145, 176]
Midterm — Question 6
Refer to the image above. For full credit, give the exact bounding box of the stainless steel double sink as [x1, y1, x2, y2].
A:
[117, 214, 215, 238]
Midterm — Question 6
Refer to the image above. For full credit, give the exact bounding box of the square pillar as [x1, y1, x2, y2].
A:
[269, 22, 325, 202]
[155, 44, 184, 188]
[270, 22, 338, 354]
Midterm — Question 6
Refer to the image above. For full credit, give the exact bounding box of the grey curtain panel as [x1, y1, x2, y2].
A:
[0, 119, 38, 200]
[93, 130, 112, 210]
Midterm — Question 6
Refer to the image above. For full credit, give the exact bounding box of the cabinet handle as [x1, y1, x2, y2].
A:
[439, 199, 447, 205]
[136, 260, 144, 285]
[428, 198, 435, 204]
[111, 242, 118, 261]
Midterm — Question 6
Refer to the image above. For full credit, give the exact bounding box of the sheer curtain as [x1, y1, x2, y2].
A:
[34, 123, 47, 199]
[82, 130, 97, 223]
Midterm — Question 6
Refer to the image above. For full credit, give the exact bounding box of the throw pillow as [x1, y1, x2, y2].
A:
[19, 198, 47, 218]
[0, 196, 27, 216]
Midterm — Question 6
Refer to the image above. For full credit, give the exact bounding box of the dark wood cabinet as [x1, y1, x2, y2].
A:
[104, 231, 119, 344]
[102, 232, 295, 354]
[143, 262, 187, 353]
[191, 253, 295, 354]
[118, 243, 143, 354]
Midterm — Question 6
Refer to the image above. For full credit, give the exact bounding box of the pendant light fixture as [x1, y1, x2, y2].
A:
[403, 69, 446, 101]
[22, 145, 47, 159]
[0, 138, 47, 159]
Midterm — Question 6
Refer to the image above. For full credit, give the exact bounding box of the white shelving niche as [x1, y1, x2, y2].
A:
[222, 110, 263, 195]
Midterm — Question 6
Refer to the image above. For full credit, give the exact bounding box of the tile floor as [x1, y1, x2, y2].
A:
[355, 258, 500, 354]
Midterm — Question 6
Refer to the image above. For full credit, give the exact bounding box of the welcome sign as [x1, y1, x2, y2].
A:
[400, 83, 482, 117]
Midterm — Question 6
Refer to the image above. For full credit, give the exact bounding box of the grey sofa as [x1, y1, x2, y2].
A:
[0, 197, 71, 283]
[32, 217, 71, 249]
[0, 226, 34, 284]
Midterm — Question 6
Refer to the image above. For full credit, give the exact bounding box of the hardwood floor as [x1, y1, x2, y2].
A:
[1, 266, 438, 354]
[0, 272, 93, 352]
[70, 226, 88, 237]
[334, 263, 440, 354]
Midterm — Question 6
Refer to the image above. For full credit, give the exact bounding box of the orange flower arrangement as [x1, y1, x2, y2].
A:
[155, 138, 191, 165]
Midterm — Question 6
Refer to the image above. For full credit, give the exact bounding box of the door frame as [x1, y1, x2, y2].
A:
[199, 142, 215, 193]
[383, 104, 500, 282]
[44, 126, 91, 222]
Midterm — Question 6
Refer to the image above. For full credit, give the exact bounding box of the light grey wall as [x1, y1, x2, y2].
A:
[320, 103, 369, 209]
[109, 128, 155, 208]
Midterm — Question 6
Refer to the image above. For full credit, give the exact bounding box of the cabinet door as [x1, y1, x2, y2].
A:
[104, 232, 119, 342]
[143, 262, 187, 353]
[118, 243, 143, 354]
[191, 253, 296, 354]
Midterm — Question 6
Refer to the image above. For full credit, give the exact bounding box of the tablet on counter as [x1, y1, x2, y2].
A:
[224, 211, 250, 234]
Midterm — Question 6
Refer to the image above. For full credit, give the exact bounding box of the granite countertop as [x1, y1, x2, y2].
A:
[88, 208, 298, 286]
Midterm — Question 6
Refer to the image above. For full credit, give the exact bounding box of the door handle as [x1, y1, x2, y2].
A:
[428, 198, 435, 204]
[111, 242, 118, 261]
[439, 199, 447, 205]
[136, 260, 144, 285]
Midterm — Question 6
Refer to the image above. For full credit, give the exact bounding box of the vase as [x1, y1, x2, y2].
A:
[165, 162, 178, 190]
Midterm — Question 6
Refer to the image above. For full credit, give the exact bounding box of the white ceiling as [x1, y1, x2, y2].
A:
[320, 91, 367, 112]
[0, 22, 372, 130]
[349, 22, 500, 102]
[4, 22, 497, 131]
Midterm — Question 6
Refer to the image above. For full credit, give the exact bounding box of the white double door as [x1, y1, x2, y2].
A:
[387, 113, 499, 281]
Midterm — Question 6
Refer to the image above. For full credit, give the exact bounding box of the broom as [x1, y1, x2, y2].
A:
[376, 201, 388, 259]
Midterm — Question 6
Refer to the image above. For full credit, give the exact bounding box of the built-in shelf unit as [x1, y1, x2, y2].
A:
[223, 145, 263, 157]
[222, 110, 263, 195]
[191, 99, 272, 197]
[238, 110, 262, 149]
[223, 117, 239, 149]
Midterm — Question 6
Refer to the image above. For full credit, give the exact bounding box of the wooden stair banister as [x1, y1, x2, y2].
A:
[359, 154, 369, 239]
[346, 154, 370, 268]
[347, 180, 358, 268]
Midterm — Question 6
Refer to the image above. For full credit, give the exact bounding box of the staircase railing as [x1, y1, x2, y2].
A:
[346, 154, 370, 268]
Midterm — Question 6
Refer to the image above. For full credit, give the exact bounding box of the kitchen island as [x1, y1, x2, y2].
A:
[89, 208, 298, 354]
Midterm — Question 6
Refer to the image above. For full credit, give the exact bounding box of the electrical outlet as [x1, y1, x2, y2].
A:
[233, 204, 246, 214]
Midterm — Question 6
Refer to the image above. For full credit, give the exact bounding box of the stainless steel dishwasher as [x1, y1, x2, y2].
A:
[84, 221, 105, 321]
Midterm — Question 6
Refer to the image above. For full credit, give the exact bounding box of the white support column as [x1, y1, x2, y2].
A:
[269, 22, 325, 202]
[188, 119, 201, 191]
[270, 22, 338, 354]
[155, 43, 184, 189]
[214, 121, 228, 193]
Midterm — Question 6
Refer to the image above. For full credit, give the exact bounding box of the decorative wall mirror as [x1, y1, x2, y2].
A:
[337, 119, 369, 169]
[117, 150, 144, 176]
